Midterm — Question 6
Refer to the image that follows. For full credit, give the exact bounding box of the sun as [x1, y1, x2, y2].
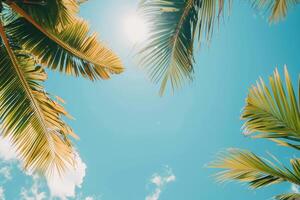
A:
[123, 12, 149, 44]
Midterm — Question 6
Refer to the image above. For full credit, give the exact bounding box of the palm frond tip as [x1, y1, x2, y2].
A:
[241, 67, 300, 142]
[139, 0, 229, 95]
[210, 149, 300, 189]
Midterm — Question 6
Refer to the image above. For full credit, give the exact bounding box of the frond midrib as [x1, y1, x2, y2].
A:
[243, 102, 300, 136]
[9, 3, 117, 72]
[0, 21, 55, 153]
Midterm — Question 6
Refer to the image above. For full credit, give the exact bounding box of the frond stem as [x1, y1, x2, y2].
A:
[0, 19, 55, 154]
[9, 3, 114, 71]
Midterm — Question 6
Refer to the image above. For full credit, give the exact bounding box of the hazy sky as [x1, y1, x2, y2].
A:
[0, 1, 299, 200]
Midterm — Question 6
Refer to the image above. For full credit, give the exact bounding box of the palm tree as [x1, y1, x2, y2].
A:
[210, 67, 300, 200]
[0, 0, 123, 176]
[139, 0, 300, 95]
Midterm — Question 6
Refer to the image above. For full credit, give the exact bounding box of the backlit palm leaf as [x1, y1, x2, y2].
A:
[0, 24, 77, 174]
[276, 193, 300, 200]
[242, 67, 300, 148]
[210, 149, 300, 188]
[15, 0, 78, 29]
[139, 0, 228, 95]
[0, 0, 123, 177]
[249, 0, 300, 22]
[211, 68, 300, 199]
[6, 4, 123, 80]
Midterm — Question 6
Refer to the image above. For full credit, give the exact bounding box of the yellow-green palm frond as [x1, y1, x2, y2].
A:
[77, 0, 88, 4]
[210, 149, 300, 189]
[275, 193, 300, 200]
[249, 0, 300, 22]
[0, 38, 77, 175]
[6, 5, 123, 80]
[139, 0, 229, 95]
[241, 67, 300, 148]
[12, 0, 79, 29]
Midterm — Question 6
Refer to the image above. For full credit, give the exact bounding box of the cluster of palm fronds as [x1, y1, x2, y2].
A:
[139, 0, 300, 94]
[0, 0, 123, 176]
[210, 67, 300, 200]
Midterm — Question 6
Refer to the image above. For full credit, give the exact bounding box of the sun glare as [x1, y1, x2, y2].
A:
[123, 13, 149, 44]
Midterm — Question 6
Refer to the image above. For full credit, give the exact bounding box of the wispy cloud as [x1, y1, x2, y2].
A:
[0, 187, 5, 200]
[20, 175, 46, 200]
[0, 167, 11, 181]
[291, 184, 300, 193]
[145, 166, 176, 200]
[74, 193, 99, 200]
[84, 197, 95, 200]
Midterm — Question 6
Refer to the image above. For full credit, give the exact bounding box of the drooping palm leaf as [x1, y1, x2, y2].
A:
[5, 4, 123, 80]
[241, 67, 300, 147]
[210, 149, 300, 188]
[275, 193, 300, 200]
[139, 0, 228, 95]
[13, 0, 79, 29]
[0, 22, 77, 174]
[248, 0, 300, 22]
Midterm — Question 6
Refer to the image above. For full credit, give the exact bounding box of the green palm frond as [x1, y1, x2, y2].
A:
[6, 4, 123, 80]
[139, 0, 229, 95]
[0, 26, 77, 174]
[210, 149, 300, 189]
[14, 0, 79, 29]
[249, 0, 300, 22]
[275, 193, 300, 200]
[211, 68, 300, 199]
[242, 67, 300, 146]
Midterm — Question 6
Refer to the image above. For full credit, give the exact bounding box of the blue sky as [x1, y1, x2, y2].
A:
[0, 1, 299, 200]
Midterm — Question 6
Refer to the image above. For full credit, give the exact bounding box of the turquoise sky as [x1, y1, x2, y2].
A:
[1, 1, 300, 200]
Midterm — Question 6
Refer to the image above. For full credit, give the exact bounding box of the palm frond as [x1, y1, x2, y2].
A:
[275, 193, 300, 200]
[242, 67, 300, 146]
[139, 0, 229, 95]
[249, 0, 300, 22]
[210, 149, 300, 189]
[0, 25, 77, 174]
[11, 0, 79, 29]
[77, 0, 88, 4]
[270, 138, 300, 151]
[6, 4, 123, 80]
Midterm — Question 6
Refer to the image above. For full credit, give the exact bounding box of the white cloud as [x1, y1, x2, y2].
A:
[74, 193, 98, 200]
[291, 184, 300, 193]
[0, 187, 5, 200]
[20, 175, 46, 200]
[145, 166, 176, 200]
[0, 137, 18, 161]
[0, 167, 11, 181]
[47, 151, 87, 200]
[0, 136, 88, 200]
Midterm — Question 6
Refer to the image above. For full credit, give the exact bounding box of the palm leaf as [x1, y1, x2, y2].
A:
[12, 0, 79, 29]
[210, 149, 300, 189]
[139, 0, 228, 95]
[5, 4, 123, 80]
[77, 0, 88, 4]
[0, 23, 77, 174]
[249, 0, 300, 22]
[242, 67, 300, 147]
[275, 193, 300, 200]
